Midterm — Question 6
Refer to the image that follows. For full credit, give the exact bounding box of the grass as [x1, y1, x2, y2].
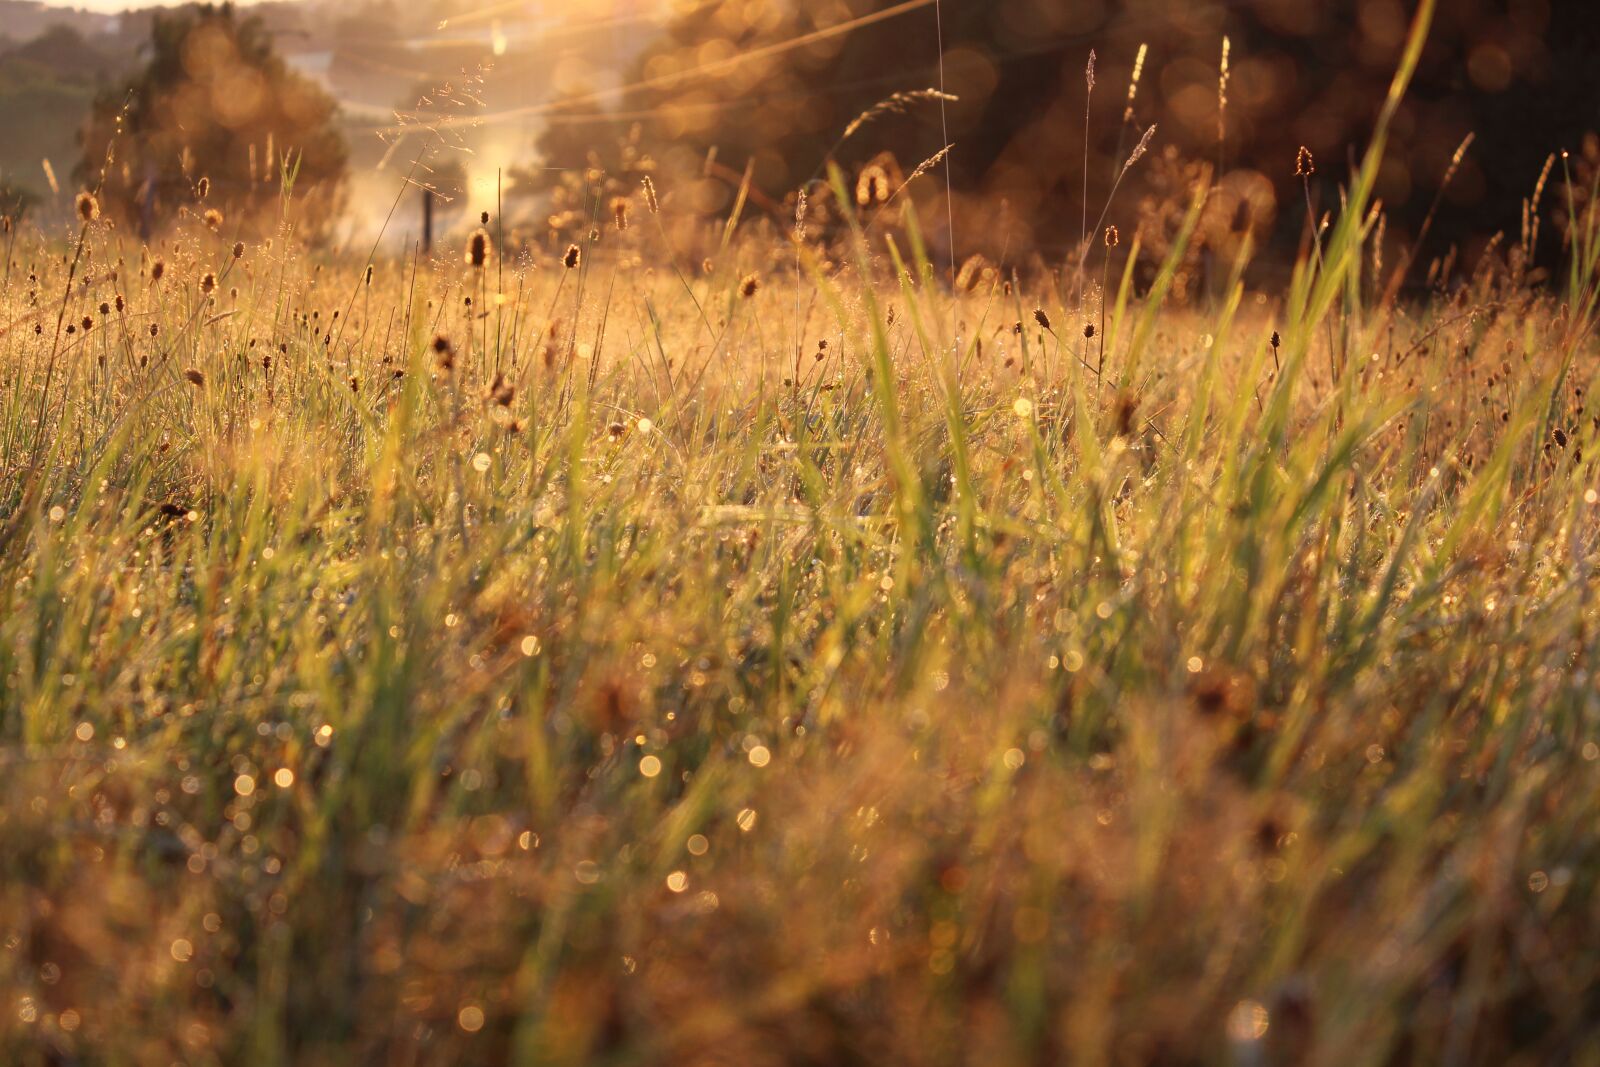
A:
[4, 11, 1600, 1065]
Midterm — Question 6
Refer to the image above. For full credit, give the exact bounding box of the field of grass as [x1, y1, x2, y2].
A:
[4, 20, 1600, 1066]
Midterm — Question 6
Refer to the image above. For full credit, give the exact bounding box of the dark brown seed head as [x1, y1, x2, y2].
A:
[200, 272, 217, 295]
[564, 244, 581, 269]
[184, 368, 205, 386]
[467, 229, 491, 268]
[1034, 308, 1052, 332]
[232, 241, 245, 259]
[432, 334, 455, 370]
[1113, 391, 1138, 437]
[740, 273, 761, 298]
[487, 372, 515, 406]
[76, 192, 99, 222]
[1105, 224, 1119, 248]
[1295, 146, 1315, 178]
[1083, 322, 1095, 339]
[204, 209, 224, 230]
[611, 197, 630, 231]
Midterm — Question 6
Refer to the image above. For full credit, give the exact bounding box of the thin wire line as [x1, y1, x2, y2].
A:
[376, 0, 939, 136]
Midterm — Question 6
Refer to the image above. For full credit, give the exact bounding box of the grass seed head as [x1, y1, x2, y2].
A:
[1124, 43, 1147, 121]
[432, 334, 456, 370]
[856, 165, 890, 207]
[487, 372, 515, 406]
[467, 229, 491, 268]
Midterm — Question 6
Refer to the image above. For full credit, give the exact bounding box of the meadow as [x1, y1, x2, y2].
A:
[3, 11, 1600, 1064]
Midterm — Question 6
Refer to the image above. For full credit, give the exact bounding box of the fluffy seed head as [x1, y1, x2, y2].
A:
[739, 272, 760, 298]
[564, 244, 581, 270]
[75, 192, 99, 222]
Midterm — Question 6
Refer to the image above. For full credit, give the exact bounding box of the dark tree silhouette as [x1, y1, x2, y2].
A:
[549, 0, 1600, 271]
[79, 3, 347, 236]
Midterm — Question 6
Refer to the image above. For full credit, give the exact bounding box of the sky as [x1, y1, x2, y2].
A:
[33, 0, 265, 9]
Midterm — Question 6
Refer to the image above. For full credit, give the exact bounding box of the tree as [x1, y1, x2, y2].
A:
[79, 3, 347, 236]
[582, 0, 1600, 269]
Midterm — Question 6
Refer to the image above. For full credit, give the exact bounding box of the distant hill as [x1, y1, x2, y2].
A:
[1, 24, 124, 83]
[0, 1, 117, 42]
[0, 17, 132, 213]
